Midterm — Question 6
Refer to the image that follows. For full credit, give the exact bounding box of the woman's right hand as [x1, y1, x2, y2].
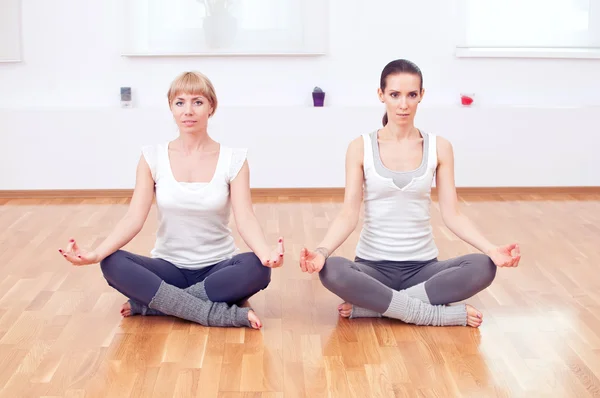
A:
[59, 238, 100, 266]
[299, 247, 326, 274]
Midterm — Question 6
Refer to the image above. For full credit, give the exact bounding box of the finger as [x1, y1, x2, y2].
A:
[66, 238, 75, 253]
[271, 255, 281, 267]
[512, 255, 521, 267]
[63, 252, 82, 265]
[505, 243, 518, 252]
[71, 239, 81, 254]
[299, 255, 306, 272]
[278, 237, 284, 254]
[273, 251, 282, 263]
[60, 249, 74, 262]
[513, 244, 521, 257]
[300, 261, 307, 272]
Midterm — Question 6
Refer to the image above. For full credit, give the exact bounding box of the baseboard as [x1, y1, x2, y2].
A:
[0, 189, 135, 199]
[438, 186, 600, 196]
[0, 186, 598, 199]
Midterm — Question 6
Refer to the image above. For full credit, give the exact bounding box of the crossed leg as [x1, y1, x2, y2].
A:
[319, 256, 485, 327]
[331, 253, 496, 327]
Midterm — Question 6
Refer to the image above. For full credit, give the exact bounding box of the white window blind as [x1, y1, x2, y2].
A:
[457, 0, 600, 58]
[122, 0, 326, 56]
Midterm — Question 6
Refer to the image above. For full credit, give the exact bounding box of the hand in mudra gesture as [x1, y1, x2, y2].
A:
[260, 237, 285, 268]
[59, 238, 100, 266]
[299, 247, 327, 274]
[488, 243, 521, 268]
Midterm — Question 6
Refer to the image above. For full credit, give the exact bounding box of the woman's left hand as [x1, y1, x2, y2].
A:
[260, 237, 285, 268]
[487, 243, 521, 267]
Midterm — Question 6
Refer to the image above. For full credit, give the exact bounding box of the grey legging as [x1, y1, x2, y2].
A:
[319, 253, 497, 313]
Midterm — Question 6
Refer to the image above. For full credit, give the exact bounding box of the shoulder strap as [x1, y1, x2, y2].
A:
[362, 131, 375, 171]
[426, 132, 437, 169]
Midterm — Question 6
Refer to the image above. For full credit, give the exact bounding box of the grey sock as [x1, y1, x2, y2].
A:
[350, 305, 382, 319]
[403, 282, 431, 304]
[350, 282, 431, 318]
[148, 281, 252, 328]
[382, 290, 466, 326]
[185, 281, 209, 300]
[130, 281, 210, 316]
[128, 299, 162, 316]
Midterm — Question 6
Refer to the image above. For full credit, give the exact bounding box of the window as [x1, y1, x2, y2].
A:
[456, 0, 600, 58]
[122, 0, 327, 56]
[0, 0, 22, 62]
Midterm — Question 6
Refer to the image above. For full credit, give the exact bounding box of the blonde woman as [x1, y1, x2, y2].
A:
[59, 71, 284, 329]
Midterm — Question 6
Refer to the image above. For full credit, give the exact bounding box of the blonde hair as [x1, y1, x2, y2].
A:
[167, 71, 218, 116]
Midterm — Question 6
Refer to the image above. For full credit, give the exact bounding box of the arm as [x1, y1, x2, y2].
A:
[230, 160, 283, 268]
[61, 155, 155, 265]
[435, 136, 520, 267]
[300, 137, 365, 273]
[315, 137, 365, 255]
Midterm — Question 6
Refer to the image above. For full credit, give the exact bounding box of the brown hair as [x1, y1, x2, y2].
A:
[380, 59, 423, 126]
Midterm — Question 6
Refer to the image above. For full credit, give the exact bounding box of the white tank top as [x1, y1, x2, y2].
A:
[355, 130, 439, 262]
[142, 142, 247, 269]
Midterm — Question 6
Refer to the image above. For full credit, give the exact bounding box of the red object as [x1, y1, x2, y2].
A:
[461, 95, 474, 106]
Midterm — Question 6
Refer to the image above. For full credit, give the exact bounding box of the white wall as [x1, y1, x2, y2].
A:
[1, 0, 599, 189]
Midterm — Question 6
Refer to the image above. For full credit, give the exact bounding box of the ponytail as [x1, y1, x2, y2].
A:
[382, 112, 388, 126]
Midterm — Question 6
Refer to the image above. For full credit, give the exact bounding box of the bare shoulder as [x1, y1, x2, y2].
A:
[346, 135, 365, 164]
[435, 135, 454, 162]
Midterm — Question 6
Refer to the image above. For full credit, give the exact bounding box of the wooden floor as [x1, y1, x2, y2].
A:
[1, 193, 599, 397]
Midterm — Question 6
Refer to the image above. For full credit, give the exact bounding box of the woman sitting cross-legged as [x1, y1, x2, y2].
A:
[299, 59, 521, 328]
[59, 71, 285, 329]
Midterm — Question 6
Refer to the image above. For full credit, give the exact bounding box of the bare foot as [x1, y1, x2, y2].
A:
[338, 302, 353, 318]
[466, 304, 483, 327]
[121, 301, 132, 317]
[248, 310, 262, 330]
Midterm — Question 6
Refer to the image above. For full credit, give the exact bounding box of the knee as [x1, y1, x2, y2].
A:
[99, 250, 128, 281]
[245, 253, 271, 287]
[468, 253, 497, 288]
[319, 256, 349, 291]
